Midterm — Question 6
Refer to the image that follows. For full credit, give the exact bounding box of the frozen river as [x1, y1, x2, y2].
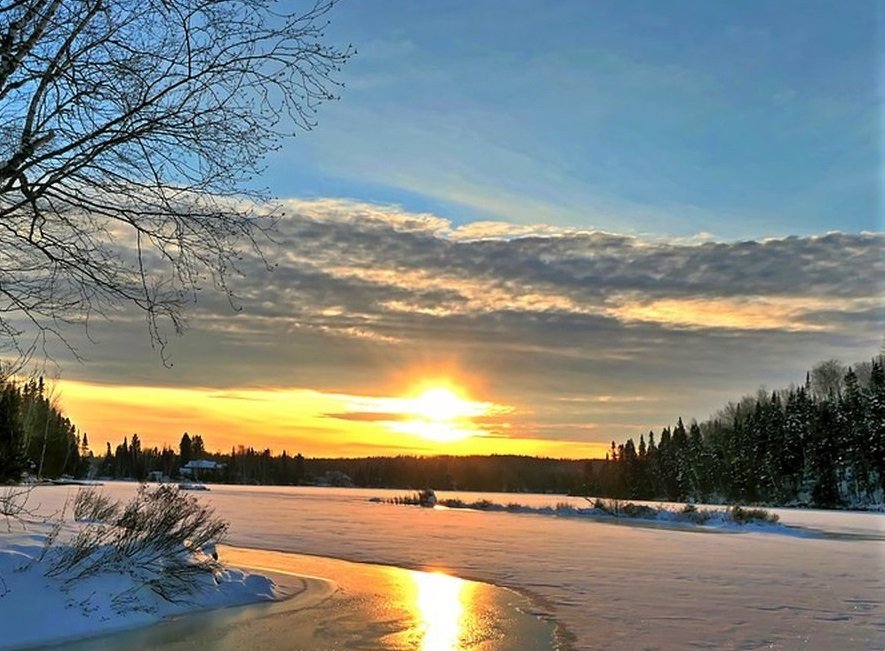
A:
[37, 483, 885, 649]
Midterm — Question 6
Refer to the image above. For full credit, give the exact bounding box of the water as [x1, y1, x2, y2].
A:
[47, 549, 554, 651]
[32, 483, 885, 650]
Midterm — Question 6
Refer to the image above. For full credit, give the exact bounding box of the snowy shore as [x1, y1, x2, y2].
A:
[0, 484, 560, 651]
[0, 490, 294, 650]
[373, 493, 848, 538]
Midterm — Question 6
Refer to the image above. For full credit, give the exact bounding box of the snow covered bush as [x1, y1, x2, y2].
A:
[728, 506, 780, 525]
[45, 484, 228, 603]
[679, 503, 713, 525]
[73, 486, 120, 524]
[0, 485, 35, 530]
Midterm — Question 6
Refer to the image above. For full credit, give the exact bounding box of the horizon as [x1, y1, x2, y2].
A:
[55, 349, 882, 460]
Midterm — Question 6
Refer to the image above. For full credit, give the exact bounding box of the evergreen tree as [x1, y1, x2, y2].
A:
[131, 433, 145, 480]
[0, 384, 25, 481]
[192, 434, 206, 459]
[180, 433, 193, 466]
[838, 368, 870, 501]
[809, 402, 840, 507]
[782, 388, 810, 497]
[868, 360, 885, 491]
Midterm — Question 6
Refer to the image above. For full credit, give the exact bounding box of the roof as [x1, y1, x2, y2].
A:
[182, 459, 224, 470]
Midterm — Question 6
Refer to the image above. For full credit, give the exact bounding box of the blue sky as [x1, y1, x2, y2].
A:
[263, 0, 880, 239]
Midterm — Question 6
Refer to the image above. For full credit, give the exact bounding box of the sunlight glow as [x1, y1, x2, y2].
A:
[414, 571, 469, 651]
[410, 387, 484, 422]
[391, 384, 492, 442]
[388, 420, 478, 444]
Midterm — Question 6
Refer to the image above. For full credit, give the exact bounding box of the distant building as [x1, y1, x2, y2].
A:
[318, 470, 354, 487]
[180, 459, 226, 481]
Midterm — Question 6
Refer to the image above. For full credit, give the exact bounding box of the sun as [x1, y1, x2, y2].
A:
[411, 387, 477, 422]
[392, 384, 489, 443]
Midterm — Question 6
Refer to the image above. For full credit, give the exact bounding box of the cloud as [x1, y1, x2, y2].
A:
[324, 411, 406, 423]
[258, 203, 881, 336]
[22, 198, 883, 448]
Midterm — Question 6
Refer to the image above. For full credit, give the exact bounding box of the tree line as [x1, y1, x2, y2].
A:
[586, 357, 885, 508]
[0, 377, 86, 481]
[2, 356, 881, 509]
[94, 436, 580, 493]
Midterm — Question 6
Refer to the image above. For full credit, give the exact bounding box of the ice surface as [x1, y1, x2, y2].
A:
[12, 483, 885, 650]
[46, 549, 555, 651]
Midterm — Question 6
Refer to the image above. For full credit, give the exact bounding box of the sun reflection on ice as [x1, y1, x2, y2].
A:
[413, 571, 470, 651]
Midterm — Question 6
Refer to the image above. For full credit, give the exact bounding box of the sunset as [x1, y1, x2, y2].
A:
[55, 377, 601, 458]
[0, 1, 881, 650]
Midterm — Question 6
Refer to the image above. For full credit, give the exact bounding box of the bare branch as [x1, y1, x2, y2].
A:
[0, 0, 353, 364]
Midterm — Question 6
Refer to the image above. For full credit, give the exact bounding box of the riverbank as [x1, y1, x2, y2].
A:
[0, 502, 291, 650]
[0, 484, 558, 651]
[45, 547, 557, 651]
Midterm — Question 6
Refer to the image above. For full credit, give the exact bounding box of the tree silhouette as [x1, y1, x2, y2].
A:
[0, 0, 353, 366]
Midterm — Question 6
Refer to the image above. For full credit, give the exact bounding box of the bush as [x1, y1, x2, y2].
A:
[0, 485, 35, 531]
[729, 505, 780, 524]
[46, 484, 228, 603]
[73, 486, 120, 523]
[621, 502, 658, 519]
[679, 503, 712, 525]
[592, 498, 626, 516]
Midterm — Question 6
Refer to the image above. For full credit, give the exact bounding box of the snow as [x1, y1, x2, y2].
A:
[7, 483, 884, 650]
[401, 496, 812, 536]
[0, 492, 285, 650]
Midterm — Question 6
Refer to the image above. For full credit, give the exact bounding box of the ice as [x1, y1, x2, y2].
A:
[7, 483, 884, 650]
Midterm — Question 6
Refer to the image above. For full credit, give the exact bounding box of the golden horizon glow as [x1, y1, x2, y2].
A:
[54, 379, 609, 459]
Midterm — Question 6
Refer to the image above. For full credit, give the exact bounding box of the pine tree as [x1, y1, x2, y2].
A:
[868, 360, 885, 492]
[192, 434, 206, 459]
[686, 421, 706, 499]
[131, 433, 144, 480]
[0, 384, 25, 481]
[783, 388, 810, 498]
[809, 402, 840, 507]
[839, 368, 870, 502]
[180, 433, 193, 466]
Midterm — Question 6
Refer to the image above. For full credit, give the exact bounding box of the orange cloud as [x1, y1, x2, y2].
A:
[608, 296, 877, 332]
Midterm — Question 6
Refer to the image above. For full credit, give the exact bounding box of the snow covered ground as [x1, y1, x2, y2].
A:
[7, 483, 884, 650]
[0, 488, 288, 650]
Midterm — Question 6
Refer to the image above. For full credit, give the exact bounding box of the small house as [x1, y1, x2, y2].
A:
[179, 459, 226, 481]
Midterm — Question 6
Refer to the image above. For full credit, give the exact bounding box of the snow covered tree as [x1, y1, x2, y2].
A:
[867, 360, 885, 492]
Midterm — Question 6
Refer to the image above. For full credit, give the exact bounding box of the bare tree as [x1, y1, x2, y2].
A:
[0, 0, 352, 365]
[810, 359, 846, 400]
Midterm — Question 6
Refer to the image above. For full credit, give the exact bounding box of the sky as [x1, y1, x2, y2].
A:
[39, 1, 884, 458]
